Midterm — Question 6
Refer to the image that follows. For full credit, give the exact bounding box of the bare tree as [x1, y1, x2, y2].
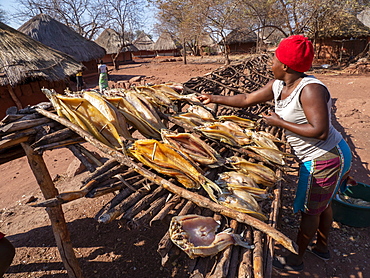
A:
[102, 0, 145, 69]
[0, 5, 6, 23]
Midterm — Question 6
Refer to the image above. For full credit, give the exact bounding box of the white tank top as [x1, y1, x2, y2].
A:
[272, 76, 343, 162]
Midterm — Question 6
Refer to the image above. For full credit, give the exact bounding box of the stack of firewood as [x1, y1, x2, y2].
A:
[345, 58, 370, 74]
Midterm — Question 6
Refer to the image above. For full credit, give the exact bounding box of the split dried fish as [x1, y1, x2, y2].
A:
[161, 129, 224, 167]
[245, 145, 290, 166]
[218, 115, 259, 129]
[227, 156, 277, 187]
[169, 214, 254, 259]
[42, 89, 123, 149]
[127, 139, 222, 201]
[83, 90, 133, 140]
[218, 192, 268, 221]
[188, 105, 216, 121]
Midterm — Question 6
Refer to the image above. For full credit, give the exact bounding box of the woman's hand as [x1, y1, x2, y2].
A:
[197, 94, 213, 105]
[262, 110, 283, 127]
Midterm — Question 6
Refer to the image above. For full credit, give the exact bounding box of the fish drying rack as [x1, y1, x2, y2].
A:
[0, 54, 296, 278]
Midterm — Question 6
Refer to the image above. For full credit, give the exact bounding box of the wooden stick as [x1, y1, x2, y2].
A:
[129, 194, 167, 228]
[209, 219, 238, 278]
[0, 117, 51, 134]
[7, 85, 22, 110]
[150, 194, 181, 226]
[253, 230, 264, 278]
[31, 128, 76, 148]
[121, 185, 166, 220]
[237, 227, 253, 278]
[67, 144, 96, 173]
[21, 143, 84, 278]
[36, 108, 298, 255]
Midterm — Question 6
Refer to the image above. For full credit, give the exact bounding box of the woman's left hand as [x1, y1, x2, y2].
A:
[261, 110, 282, 127]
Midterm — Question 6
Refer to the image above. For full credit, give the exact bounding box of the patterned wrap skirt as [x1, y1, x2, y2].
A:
[99, 72, 109, 92]
[294, 139, 352, 215]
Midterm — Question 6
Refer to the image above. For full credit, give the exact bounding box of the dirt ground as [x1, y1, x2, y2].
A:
[0, 55, 369, 278]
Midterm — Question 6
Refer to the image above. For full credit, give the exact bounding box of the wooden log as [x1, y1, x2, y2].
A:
[94, 187, 135, 220]
[150, 194, 181, 226]
[31, 128, 77, 148]
[227, 225, 243, 278]
[75, 144, 103, 167]
[33, 138, 86, 153]
[21, 143, 84, 278]
[237, 227, 253, 278]
[7, 85, 22, 110]
[209, 219, 238, 278]
[67, 144, 96, 173]
[97, 186, 152, 223]
[264, 180, 282, 278]
[121, 185, 167, 220]
[253, 230, 264, 278]
[0, 117, 52, 134]
[129, 194, 167, 228]
[85, 181, 123, 198]
[82, 159, 120, 185]
[36, 108, 298, 255]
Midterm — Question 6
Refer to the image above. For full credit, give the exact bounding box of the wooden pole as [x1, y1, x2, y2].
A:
[7, 85, 23, 110]
[21, 143, 84, 278]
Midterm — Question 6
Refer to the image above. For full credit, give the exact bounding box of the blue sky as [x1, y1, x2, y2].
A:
[0, 0, 20, 28]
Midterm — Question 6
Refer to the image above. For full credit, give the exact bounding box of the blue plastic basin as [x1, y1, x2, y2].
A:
[332, 182, 370, 227]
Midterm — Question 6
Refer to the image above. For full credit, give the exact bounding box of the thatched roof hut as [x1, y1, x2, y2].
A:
[198, 33, 220, 55]
[1, 22, 83, 87]
[153, 32, 182, 57]
[18, 13, 105, 73]
[0, 22, 83, 118]
[95, 28, 137, 65]
[132, 32, 155, 58]
[310, 13, 370, 63]
[223, 29, 257, 53]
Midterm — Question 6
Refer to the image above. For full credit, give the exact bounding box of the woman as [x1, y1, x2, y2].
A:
[0, 232, 15, 276]
[197, 35, 352, 272]
[98, 60, 109, 92]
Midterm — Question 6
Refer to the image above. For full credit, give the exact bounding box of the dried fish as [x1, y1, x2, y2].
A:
[169, 214, 254, 259]
[83, 90, 132, 140]
[161, 129, 224, 167]
[127, 139, 222, 201]
[227, 156, 277, 187]
[172, 112, 207, 127]
[218, 193, 268, 221]
[42, 89, 123, 149]
[218, 115, 259, 129]
[244, 145, 290, 166]
[188, 105, 216, 121]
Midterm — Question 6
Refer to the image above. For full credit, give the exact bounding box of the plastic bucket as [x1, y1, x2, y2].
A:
[332, 182, 370, 227]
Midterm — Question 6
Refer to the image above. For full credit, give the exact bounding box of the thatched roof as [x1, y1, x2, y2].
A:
[18, 13, 105, 62]
[315, 13, 370, 39]
[133, 32, 155, 51]
[0, 22, 83, 87]
[95, 28, 138, 55]
[224, 29, 257, 44]
[153, 32, 182, 51]
[199, 33, 216, 46]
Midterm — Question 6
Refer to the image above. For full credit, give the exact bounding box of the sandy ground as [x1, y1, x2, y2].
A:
[0, 55, 369, 278]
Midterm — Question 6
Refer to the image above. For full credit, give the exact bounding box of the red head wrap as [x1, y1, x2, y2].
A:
[275, 35, 314, 73]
